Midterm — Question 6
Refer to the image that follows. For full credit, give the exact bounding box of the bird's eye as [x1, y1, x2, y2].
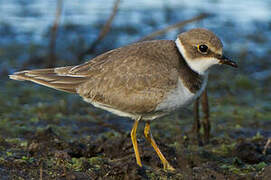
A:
[197, 44, 208, 54]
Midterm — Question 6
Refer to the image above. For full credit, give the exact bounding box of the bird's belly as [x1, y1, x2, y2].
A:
[155, 78, 206, 112]
[87, 100, 166, 121]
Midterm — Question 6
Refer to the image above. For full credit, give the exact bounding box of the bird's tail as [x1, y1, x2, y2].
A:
[9, 66, 88, 93]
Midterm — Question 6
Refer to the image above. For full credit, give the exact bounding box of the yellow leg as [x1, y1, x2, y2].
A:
[131, 117, 142, 167]
[144, 122, 175, 171]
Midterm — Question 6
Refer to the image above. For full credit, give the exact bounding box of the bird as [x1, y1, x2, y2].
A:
[9, 28, 237, 171]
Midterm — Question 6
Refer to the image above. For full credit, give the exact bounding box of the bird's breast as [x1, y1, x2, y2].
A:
[155, 76, 208, 112]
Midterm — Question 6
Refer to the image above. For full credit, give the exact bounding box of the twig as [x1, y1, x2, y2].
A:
[192, 97, 202, 145]
[137, 13, 209, 42]
[201, 89, 210, 144]
[263, 138, 271, 155]
[78, 0, 121, 62]
[48, 0, 63, 67]
[39, 159, 43, 180]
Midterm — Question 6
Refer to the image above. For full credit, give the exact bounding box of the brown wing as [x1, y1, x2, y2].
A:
[9, 40, 182, 113]
[76, 40, 181, 114]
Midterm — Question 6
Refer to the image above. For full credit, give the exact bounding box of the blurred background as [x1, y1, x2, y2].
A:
[1, 0, 271, 179]
[1, 0, 271, 71]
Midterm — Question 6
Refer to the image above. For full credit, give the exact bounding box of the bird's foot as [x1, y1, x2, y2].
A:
[163, 162, 175, 171]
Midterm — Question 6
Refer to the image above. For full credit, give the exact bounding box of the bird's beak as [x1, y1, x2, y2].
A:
[218, 55, 238, 68]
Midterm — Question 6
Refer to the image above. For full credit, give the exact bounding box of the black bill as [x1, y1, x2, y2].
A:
[218, 55, 238, 68]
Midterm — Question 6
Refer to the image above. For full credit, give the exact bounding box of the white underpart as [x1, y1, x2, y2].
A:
[155, 76, 208, 112]
[82, 98, 140, 120]
[175, 38, 220, 75]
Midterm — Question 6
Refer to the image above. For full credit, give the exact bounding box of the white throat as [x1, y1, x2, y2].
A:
[175, 38, 219, 75]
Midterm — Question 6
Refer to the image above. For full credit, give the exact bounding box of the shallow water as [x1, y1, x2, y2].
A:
[1, 0, 271, 44]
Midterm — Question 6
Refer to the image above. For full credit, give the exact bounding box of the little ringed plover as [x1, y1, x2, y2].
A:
[9, 28, 237, 170]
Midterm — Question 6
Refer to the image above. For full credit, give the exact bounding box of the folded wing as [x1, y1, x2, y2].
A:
[9, 66, 89, 93]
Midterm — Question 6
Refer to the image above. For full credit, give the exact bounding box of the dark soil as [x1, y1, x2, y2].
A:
[1, 125, 271, 179]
